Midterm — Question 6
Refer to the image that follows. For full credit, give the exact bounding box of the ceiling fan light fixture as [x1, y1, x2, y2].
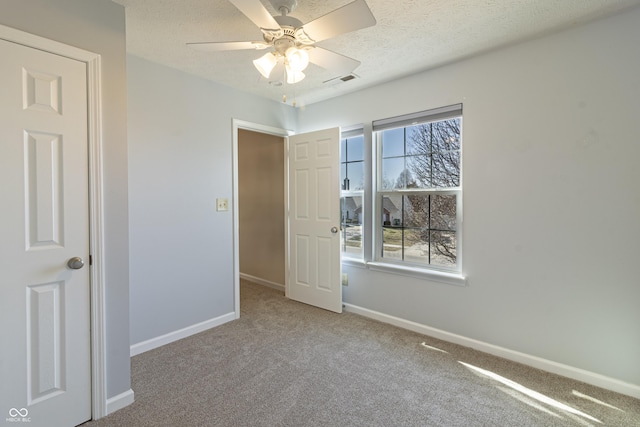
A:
[253, 52, 278, 78]
[285, 47, 309, 72]
[285, 65, 305, 84]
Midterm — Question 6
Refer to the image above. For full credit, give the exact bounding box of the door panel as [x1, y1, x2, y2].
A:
[0, 38, 91, 427]
[288, 128, 342, 313]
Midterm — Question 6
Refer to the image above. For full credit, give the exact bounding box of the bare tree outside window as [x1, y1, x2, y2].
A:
[380, 117, 461, 268]
[407, 119, 460, 265]
[407, 119, 461, 188]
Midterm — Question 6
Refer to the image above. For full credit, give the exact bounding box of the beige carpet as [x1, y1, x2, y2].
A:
[84, 280, 640, 426]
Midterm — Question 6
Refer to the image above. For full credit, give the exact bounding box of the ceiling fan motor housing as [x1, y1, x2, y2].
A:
[263, 15, 314, 55]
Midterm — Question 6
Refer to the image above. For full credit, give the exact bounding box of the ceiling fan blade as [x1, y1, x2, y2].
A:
[228, 0, 281, 31]
[301, 0, 376, 43]
[187, 41, 268, 52]
[308, 47, 360, 76]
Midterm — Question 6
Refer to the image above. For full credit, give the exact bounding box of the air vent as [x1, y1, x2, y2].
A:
[323, 73, 359, 86]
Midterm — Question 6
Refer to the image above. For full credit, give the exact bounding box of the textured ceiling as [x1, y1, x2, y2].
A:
[112, 0, 640, 107]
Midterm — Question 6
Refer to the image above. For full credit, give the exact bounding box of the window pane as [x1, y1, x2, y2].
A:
[405, 155, 432, 189]
[430, 230, 457, 267]
[403, 194, 428, 228]
[381, 128, 404, 158]
[406, 119, 462, 154]
[340, 163, 347, 190]
[341, 196, 363, 257]
[381, 195, 402, 227]
[406, 124, 430, 155]
[346, 161, 365, 191]
[431, 118, 461, 151]
[403, 228, 429, 265]
[346, 135, 364, 162]
[381, 194, 402, 258]
[381, 157, 405, 189]
[380, 193, 457, 268]
[431, 150, 460, 188]
[430, 195, 457, 231]
[404, 119, 461, 189]
[340, 138, 347, 162]
[382, 226, 402, 260]
[429, 196, 457, 267]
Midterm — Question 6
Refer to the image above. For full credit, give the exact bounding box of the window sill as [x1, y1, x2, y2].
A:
[366, 262, 467, 287]
[341, 257, 368, 269]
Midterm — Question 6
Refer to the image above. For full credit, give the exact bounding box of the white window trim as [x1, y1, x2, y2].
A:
[340, 257, 466, 286]
[367, 261, 466, 286]
[339, 110, 466, 286]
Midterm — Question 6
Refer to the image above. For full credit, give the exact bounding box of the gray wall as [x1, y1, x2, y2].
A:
[0, 0, 131, 398]
[239, 130, 286, 286]
[127, 55, 295, 344]
[297, 8, 640, 386]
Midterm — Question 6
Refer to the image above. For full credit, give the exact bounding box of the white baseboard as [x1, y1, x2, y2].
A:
[240, 273, 285, 292]
[130, 312, 236, 357]
[343, 303, 640, 399]
[105, 388, 134, 416]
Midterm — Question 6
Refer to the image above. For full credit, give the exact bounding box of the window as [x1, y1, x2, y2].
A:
[374, 105, 462, 272]
[340, 130, 364, 259]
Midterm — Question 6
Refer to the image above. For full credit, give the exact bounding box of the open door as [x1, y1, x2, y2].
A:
[287, 128, 342, 313]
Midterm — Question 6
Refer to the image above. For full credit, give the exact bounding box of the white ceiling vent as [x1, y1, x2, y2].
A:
[323, 73, 359, 86]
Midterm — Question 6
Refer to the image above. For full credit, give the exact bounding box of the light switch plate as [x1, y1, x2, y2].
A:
[216, 198, 229, 212]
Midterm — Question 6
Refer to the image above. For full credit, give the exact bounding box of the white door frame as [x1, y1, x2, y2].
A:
[0, 24, 109, 419]
[232, 119, 291, 317]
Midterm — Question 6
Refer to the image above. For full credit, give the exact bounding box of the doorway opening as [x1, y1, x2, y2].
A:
[232, 120, 290, 317]
[238, 129, 286, 291]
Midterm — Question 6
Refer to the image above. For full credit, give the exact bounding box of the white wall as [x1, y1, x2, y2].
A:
[0, 0, 131, 400]
[297, 8, 640, 390]
[127, 55, 295, 346]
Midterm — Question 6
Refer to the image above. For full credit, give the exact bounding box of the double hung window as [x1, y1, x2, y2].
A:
[374, 105, 462, 272]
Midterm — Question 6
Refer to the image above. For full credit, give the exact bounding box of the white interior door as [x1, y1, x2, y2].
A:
[287, 128, 342, 313]
[0, 39, 91, 426]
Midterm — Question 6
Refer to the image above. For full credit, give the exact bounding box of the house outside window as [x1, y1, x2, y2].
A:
[374, 105, 462, 272]
[340, 130, 364, 259]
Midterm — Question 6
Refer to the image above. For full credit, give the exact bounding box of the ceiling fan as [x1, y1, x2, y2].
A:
[188, 0, 376, 85]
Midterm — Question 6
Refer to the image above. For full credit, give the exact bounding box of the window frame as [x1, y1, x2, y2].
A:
[372, 105, 464, 279]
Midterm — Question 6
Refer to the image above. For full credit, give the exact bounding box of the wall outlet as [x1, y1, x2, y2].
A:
[341, 273, 348, 286]
[216, 198, 229, 212]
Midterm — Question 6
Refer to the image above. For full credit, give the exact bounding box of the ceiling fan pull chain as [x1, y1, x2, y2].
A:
[292, 80, 297, 107]
[282, 66, 287, 103]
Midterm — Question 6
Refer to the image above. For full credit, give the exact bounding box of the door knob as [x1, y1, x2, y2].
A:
[331, 227, 338, 234]
[67, 257, 85, 270]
